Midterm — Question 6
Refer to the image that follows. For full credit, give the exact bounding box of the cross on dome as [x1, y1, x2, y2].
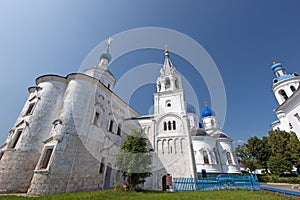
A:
[105, 37, 113, 52]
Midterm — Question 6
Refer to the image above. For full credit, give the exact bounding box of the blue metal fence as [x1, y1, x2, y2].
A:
[173, 174, 260, 192]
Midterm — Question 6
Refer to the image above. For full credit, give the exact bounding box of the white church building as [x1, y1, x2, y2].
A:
[0, 40, 240, 195]
[270, 62, 300, 139]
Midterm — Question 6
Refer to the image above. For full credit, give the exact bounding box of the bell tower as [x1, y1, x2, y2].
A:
[154, 49, 184, 116]
[151, 49, 196, 190]
[271, 61, 300, 105]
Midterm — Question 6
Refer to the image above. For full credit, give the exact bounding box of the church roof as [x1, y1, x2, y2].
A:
[191, 129, 207, 136]
[276, 74, 294, 82]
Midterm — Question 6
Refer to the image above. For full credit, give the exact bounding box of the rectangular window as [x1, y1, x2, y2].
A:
[10, 129, 23, 149]
[25, 102, 36, 116]
[93, 111, 100, 125]
[294, 113, 300, 122]
[108, 120, 114, 132]
[0, 152, 4, 160]
[117, 124, 121, 136]
[39, 146, 54, 169]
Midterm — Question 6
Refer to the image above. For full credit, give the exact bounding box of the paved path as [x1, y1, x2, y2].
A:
[260, 183, 300, 193]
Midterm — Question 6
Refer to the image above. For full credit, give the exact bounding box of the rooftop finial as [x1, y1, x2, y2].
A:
[273, 61, 276, 64]
[164, 44, 169, 57]
[204, 101, 208, 107]
[106, 37, 113, 52]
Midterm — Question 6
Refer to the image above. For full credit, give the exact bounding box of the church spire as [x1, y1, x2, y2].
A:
[161, 45, 175, 76]
[156, 48, 182, 92]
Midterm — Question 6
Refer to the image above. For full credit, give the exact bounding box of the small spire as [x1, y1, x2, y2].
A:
[105, 37, 113, 53]
[164, 44, 169, 57]
[273, 61, 276, 64]
[204, 101, 208, 107]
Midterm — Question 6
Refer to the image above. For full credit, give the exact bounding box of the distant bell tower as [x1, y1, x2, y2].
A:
[271, 61, 300, 105]
[84, 37, 115, 89]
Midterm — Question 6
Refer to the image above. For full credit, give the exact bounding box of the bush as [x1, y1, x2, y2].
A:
[114, 182, 122, 191]
[258, 174, 300, 184]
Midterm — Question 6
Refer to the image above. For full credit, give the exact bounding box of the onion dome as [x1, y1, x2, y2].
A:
[99, 52, 112, 63]
[187, 103, 197, 114]
[201, 106, 215, 118]
[271, 62, 283, 72]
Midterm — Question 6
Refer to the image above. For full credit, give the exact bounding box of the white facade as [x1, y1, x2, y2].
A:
[191, 111, 240, 175]
[0, 44, 240, 195]
[138, 50, 240, 186]
[270, 62, 300, 139]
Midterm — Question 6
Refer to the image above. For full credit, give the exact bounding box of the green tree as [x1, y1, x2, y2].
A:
[235, 144, 258, 172]
[115, 128, 152, 190]
[256, 136, 271, 173]
[267, 155, 292, 175]
[268, 130, 293, 175]
[235, 136, 271, 173]
[287, 132, 300, 174]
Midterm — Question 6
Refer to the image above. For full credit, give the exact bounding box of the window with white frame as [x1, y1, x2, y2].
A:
[226, 152, 233, 165]
[38, 146, 54, 170]
[25, 102, 36, 116]
[10, 129, 23, 149]
[203, 150, 209, 164]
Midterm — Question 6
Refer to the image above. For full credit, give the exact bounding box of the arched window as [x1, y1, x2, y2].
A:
[175, 79, 179, 89]
[214, 151, 219, 164]
[158, 82, 161, 91]
[211, 119, 214, 126]
[173, 121, 176, 130]
[203, 150, 209, 164]
[99, 158, 105, 173]
[168, 139, 173, 154]
[226, 152, 233, 165]
[166, 100, 171, 107]
[165, 78, 171, 89]
[163, 122, 167, 131]
[168, 121, 172, 130]
[279, 90, 288, 100]
[291, 85, 296, 92]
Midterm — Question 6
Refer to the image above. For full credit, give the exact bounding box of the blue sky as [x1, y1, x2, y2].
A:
[0, 0, 300, 145]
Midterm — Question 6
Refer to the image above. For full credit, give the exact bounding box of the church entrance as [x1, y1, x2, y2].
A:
[104, 164, 112, 189]
[162, 175, 167, 191]
[162, 174, 173, 191]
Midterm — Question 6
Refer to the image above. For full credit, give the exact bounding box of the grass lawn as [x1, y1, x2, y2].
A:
[0, 190, 293, 200]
